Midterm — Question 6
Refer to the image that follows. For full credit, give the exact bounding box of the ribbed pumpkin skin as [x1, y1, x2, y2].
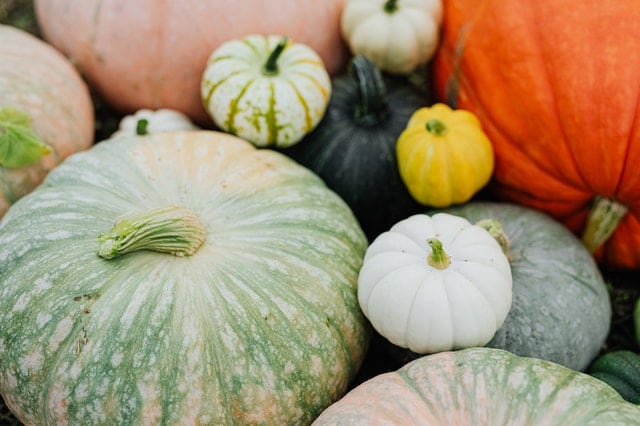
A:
[0, 131, 370, 425]
[433, 0, 640, 269]
[0, 24, 94, 218]
[313, 348, 640, 425]
[589, 350, 640, 404]
[34, 0, 348, 123]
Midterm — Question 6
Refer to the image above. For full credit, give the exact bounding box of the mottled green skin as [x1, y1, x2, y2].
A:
[0, 131, 370, 425]
[589, 350, 640, 404]
[313, 348, 640, 425]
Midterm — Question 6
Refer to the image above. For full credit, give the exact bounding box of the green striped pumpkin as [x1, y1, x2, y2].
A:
[313, 347, 640, 425]
[201, 34, 331, 148]
[0, 130, 370, 425]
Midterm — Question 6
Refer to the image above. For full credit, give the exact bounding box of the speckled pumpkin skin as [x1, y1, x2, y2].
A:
[0, 24, 94, 218]
[0, 130, 369, 425]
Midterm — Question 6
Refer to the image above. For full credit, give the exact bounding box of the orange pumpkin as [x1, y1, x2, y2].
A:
[433, 0, 640, 270]
[34, 0, 349, 124]
[0, 24, 94, 218]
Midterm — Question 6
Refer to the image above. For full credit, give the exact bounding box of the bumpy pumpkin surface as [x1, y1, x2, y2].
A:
[313, 348, 640, 425]
[0, 131, 370, 425]
[0, 24, 94, 218]
[433, 0, 640, 269]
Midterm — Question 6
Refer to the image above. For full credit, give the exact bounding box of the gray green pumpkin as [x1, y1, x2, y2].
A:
[0, 130, 370, 425]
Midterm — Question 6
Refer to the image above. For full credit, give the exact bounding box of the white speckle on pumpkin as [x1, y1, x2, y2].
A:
[12, 293, 30, 312]
[36, 312, 52, 328]
[34, 275, 52, 291]
[111, 352, 124, 367]
[49, 316, 74, 352]
[48, 381, 72, 423]
[45, 230, 72, 240]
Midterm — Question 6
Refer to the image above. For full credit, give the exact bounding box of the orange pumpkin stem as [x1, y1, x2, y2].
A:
[427, 238, 451, 269]
[581, 196, 628, 254]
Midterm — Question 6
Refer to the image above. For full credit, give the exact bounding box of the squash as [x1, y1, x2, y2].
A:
[433, 0, 640, 270]
[281, 55, 428, 242]
[201, 35, 331, 148]
[588, 350, 640, 404]
[0, 24, 94, 218]
[387, 202, 611, 372]
[34, 0, 349, 123]
[0, 130, 370, 425]
[341, 0, 443, 74]
[358, 212, 512, 354]
[110, 108, 198, 139]
[396, 103, 494, 207]
[313, 347, 640, 425]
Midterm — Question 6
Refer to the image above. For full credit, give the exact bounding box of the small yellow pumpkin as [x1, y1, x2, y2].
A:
[396, 103, 494, 207]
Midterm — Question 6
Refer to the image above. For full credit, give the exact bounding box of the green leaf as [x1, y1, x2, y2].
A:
[0, 107, 53, 168]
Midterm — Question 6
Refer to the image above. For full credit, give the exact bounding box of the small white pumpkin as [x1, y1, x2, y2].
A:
[341, 0, 444, 74]
[201, 34, 331, 148]
[358, 213, 513, 354]
[109, 108, 198, 139]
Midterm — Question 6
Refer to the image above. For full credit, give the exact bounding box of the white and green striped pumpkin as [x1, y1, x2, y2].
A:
[0, 130, 370, 425]
[201, 34, 331, 148]
[313, 347, 640, 425]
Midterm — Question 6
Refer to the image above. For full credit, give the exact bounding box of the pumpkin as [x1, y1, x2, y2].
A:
[341, 0, 443, 74]
[313, 347, 640, 425]
[588, 350, 640, 405]
[396, 103, 494, 207]
[358, 212, 512, 354]
[0, 130, 370, 425]
[34, 0, 349, 123]
[201, 35, 331, 148]
[0, 24, 94, 218]
[110, 108, 198, 139]
[387, 202, 611, 372]
[433, 0, 640, 270]
[281, 54, 428, 242]
[636, 297, 640, 345]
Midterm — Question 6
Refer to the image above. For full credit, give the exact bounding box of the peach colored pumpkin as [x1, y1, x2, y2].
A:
[34, 0, 349, 124]
[0, 24, 94, 218]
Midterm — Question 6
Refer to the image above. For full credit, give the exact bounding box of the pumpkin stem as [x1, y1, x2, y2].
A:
[263, 36, 289, 76]
[426, 119, 448, 136]
[581, 196, 628, 254]
[97, 205, 206, 260]
[350, 54, 389, 125]
[384, 0, 398, 13]
[475, 219, 511, 260]
[426, 238, 451, 269]
[0, 106, 52, 168]
[136, 118, 149, 135]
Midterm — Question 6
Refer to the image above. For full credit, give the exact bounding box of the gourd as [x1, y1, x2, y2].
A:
[358, 212, 512, 354]
[201, 35, 331, 148]
[0, 24, 94, 218]
[396, 103, 494, 207]
[388, 202, 611, 372]
[281, 55, 428, 242]
[313, 347, 640, 425]
[433, 0, 640, 269]
[0, 130, 370, 425]
[34, 0, 349, 123]
[341, 0, 443, 74]
[110, 108, 198, 139]
[588, 350, 640, 404]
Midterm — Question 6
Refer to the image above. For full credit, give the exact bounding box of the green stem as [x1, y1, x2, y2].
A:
[263, 36, 289, 76]
[0, 107, 52, 167]
[427, 238, 451, 269]
[97, 205, 206, 260]
[426, 119, 448, 136]
[384, 0, 398, 13]
[136, 118, 149, 135]
[350, 54, 389, 125]
[475, 218, 511, 260]
[581, 196, 628, 253]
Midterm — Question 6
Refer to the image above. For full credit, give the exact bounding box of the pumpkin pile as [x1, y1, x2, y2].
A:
[1, 0, 640, 424]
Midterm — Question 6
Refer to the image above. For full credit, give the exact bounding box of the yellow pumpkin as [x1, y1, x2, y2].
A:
[396, 103, 494, 207]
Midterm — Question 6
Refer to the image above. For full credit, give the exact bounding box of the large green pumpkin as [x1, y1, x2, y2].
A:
[0, 130, 370, 425]
[313, 347, 640, 425]
[389, 202, 611, 371]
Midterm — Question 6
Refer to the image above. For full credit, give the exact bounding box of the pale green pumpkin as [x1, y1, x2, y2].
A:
[0, 130, 369, 425]
[201, 34, 331, 148]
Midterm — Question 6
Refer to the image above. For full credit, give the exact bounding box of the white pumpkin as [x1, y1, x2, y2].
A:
[357, 213, 513, 354]
[201, 34, 331, 148]
[109, 108, 199, 139]
[341, 0, 444, 74]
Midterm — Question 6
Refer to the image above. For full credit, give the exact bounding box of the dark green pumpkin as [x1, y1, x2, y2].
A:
[589, 350, 640, 404]
[386, 201, 611, 372]
[280, 55, 429, 241]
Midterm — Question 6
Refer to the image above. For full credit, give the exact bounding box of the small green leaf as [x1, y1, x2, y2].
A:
[0, 107, 53, 168]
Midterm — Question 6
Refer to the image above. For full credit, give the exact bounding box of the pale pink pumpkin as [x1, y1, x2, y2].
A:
[0, 24, 94, 217]
[34, 0, 349, 123]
